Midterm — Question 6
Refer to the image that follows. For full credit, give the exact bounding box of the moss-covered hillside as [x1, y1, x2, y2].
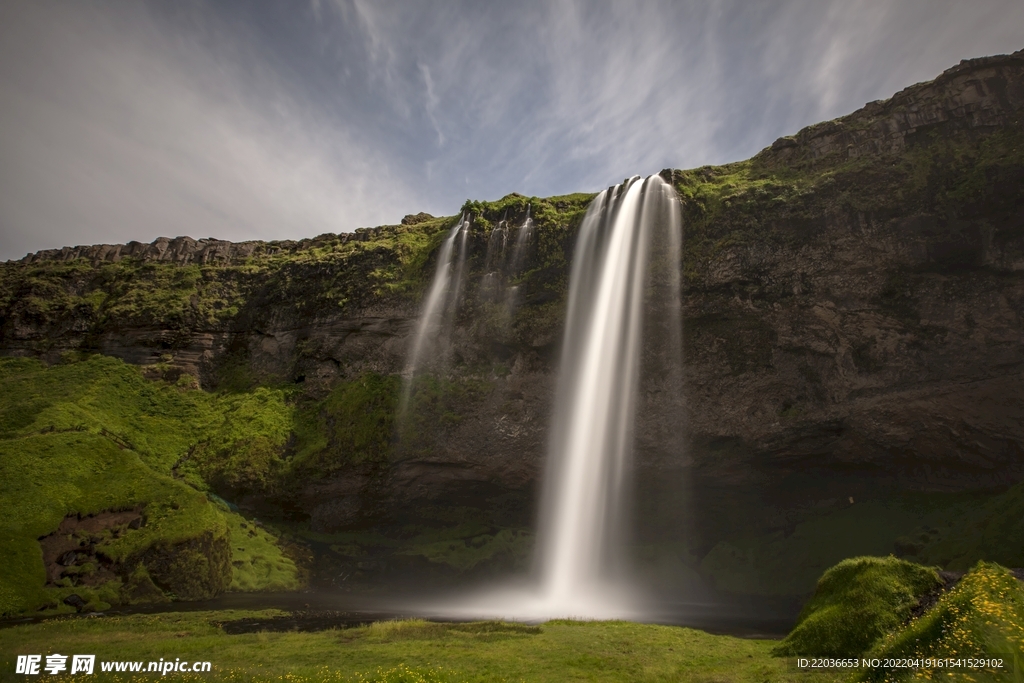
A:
[0, 356, 301, 617]
[775, 556, 1024, 681]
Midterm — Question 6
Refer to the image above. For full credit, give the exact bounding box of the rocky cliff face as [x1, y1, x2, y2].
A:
[761, 52, 1024, 166]
[3, 51, 1024, 594]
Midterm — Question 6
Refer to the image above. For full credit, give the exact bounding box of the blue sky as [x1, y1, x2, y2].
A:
[2, 0, 1023, 260]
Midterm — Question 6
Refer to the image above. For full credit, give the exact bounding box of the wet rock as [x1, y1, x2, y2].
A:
[141, 531, 231, 600]
[62, 594, 86, 611]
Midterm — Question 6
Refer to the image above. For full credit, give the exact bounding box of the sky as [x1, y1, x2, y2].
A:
[1, 1, 1023, 261]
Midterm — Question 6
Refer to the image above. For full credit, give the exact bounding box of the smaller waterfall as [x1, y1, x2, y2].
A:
[507, 204, 533, 277]
[480, 214, 509, 302]
[484, 211, 509, 272]
[503, 205, 534, 314]
[400, 213, 470, 414]
[445, 218, 472, 339]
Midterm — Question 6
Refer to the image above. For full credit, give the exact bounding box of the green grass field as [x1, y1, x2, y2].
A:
[0, 611, 835, 683]
[1, 559, 1020, 682]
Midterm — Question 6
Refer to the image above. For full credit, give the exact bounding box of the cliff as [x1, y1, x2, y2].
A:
[3, 50, 1024, 600]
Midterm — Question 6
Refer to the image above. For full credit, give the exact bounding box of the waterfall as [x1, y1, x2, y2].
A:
[484, 211, 509, 273]
[533, 175, 681, 614]
[480, 214, 508, 302]
[436, 175, 682, 620]
[503, 205, 534, 313]
[507, 204, 533, 277]
[400, 213, 470, 415]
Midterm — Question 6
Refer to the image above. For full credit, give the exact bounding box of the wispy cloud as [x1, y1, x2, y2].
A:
[2, 0, 1023, 259]
[0, 1, 423, 260]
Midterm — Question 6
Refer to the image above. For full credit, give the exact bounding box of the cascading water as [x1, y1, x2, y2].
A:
[432, 175, 682, 620]
[484, 211, 509, 272]
[480, 213, 508, 302]
[507, 204, 533, 277]
[400, 212, 470, 416]
[503, 205, 534, 312]
[533, 175, 680, 614]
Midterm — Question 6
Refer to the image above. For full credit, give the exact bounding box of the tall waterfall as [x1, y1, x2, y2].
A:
[532, 174, 681, 616]
[437, 174, 682, 620]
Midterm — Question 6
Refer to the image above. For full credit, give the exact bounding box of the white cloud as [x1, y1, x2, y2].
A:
[0, 1, 423, 260]
[3, 0, 1024, 259]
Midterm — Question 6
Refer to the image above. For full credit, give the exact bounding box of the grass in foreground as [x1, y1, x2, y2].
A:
[858, 562, 1024, 682]
[0, 611, 834, 683]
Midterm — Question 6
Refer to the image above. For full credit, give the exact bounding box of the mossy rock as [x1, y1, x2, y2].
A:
[120, 565, 168, 605]
[141, 531, 232, 600]
[0, 356, 301, 615]
[774, 556, 941, 657]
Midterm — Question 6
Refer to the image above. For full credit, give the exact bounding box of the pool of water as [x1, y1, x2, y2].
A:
[0, 589, 799, 639]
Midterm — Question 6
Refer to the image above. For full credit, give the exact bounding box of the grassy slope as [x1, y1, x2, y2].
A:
[757, 558, 1022, 681]
[0, 355, 535, 616]
[859, 562, 1024, 682]
[0, 613, 834, 683]
[0, 357, 300, 617]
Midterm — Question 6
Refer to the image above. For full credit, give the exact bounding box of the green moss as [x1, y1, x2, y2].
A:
[457, 191, 594, 303]
[899, 480, 1024, 572]
[774, 556, 940, 657]
[121, 565, 168, 605]
[187, 388, 294, 494]
[371, 217, 459, 297]
[0, 355, 294, 488]
[858, 562, 1024, 682]
[226, 514, 302, 592]
[291, 373, 400, 475]
[0, 356, 302, 616]
[395, 374, 493, 457]
[0, 430, 222, 616]
[400, 529, 533, 572]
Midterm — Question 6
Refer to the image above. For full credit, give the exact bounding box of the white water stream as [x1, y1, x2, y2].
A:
[399, 212, 469, 416]
[425, 175, 682, 619]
